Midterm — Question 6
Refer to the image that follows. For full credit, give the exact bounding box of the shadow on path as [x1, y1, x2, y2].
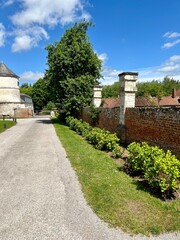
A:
[36, 119, 52, 125]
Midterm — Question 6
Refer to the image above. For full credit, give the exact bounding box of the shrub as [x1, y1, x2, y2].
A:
[112, 144, 123, 158]
[127, 142, 180, 194]
[65, 116, 121, 155]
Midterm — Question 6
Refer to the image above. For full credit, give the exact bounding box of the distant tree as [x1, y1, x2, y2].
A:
[162, 76, 180, 96]
[20, 83, 33, 97]
[136, 80, 164, 97]
[21, 83, 29, 88]
[102, 81, 120, 98]
[136, 77, 180, 97]
[31, 78, 51, 111]
[45, 101, 56, 110]
[45, 21, 102, 116]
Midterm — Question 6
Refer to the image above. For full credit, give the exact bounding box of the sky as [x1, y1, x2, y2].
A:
[0, 0, 180, 86]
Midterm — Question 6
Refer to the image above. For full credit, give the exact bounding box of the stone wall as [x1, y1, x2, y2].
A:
[0, 103, 22, 116]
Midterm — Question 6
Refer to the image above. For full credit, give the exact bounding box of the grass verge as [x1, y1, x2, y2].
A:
[52, 119, 180, 236]
[0, 120, 16, 133]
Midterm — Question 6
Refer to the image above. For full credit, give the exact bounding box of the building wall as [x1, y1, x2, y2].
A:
[0, 76, 20, 103]
[0, 103, 23, 116]
[81, 107, 180, 157]
[14, 108, 33, 118]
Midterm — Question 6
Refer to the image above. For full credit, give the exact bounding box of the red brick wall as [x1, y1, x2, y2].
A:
[15, 108, 33, 118]
[81, 107, 180, 157]
[125, 107, 180, 157]
[81, 107, 120, 134]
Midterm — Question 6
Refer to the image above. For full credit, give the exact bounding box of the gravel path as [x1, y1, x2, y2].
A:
[0, 117, 179, 240]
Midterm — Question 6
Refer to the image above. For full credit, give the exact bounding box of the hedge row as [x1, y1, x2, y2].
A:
[66, 116, 122, 158]
[127, 142, 180, 194]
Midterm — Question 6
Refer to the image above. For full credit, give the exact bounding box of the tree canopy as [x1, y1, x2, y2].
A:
[45, 21, 102, 115]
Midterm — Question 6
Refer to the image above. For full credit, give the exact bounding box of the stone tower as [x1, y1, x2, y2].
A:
[0, 62, 21, 115]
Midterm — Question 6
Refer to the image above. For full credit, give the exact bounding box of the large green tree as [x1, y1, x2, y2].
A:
[45, 21, 102, 115]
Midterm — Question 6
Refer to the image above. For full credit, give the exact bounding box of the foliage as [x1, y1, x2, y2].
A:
[65, 116, 122, 157]
[45, 21, 102, 116]
[31, 78, 51, 111]
[127, 142, 180, 194]
[102, 81, 120, 98]
[20, 83, 33, 97]
[89, 104, 101, 123]
[45, 101, 56, 110]
[52, 119, 180, 235]
[136, 76, 180, 97]
[102, 76, 180, 100]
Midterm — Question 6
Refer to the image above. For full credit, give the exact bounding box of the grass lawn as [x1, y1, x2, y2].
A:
[52, 119, 180, 236]
[0, 120, 16, 133]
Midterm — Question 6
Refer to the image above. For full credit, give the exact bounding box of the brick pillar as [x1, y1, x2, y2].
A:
[93, 85, 102, 107]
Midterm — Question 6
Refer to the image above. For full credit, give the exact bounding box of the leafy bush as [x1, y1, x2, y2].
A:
[65, 116, 121, 157]
[89, 103, 101, 123]
[112, 144, 123, 158]
[127, 142, 180, 194]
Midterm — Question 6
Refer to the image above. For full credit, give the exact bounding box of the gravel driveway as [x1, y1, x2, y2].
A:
[0, 117, 179, 240]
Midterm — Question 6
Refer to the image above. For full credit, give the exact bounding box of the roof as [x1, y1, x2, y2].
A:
[0, 62, 19, 79]
[102, 98, 120, 108]
[102, 94, 180, 108]
[20, 93, 32, 98]
[118, 72, 138, 77]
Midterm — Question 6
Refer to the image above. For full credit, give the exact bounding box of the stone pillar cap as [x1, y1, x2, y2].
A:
[118, 72, 138, 77]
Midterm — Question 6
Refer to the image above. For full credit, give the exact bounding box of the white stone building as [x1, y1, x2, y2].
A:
[0, 62, 34, 117]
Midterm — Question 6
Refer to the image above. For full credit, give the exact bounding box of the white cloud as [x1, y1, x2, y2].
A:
[1, 0, 14, 7]
[12, 26, 49, 52]
[157, 55, 180, 75]
[139, 55, 180, 82]
[163, 31, 180, 38]
[100, 66, 122, 85]
[11, 0, 90, 27]
[98, 53, 108, 64]
[162, 31, 180, 49]
[12, 35, 32, 52]
[157, 65, 179, 73]
[20, 71, 44, 81]
[162, 39, 180, 49]
[0, 0, 90, 51]
[169, 55, 180, 62]
[6, 0, 90, 51]
[100, 54, 180, 85]
[0, 23, 6, 47]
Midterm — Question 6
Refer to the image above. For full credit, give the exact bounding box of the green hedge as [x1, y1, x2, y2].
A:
[66, 116, 122, 158]
[127, 142, 180, 194]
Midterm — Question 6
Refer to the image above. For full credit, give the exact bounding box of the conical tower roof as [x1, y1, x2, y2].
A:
[0, 62, 19, 79]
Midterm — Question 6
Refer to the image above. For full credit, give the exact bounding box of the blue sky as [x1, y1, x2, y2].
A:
[0, 0, 180, 86]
